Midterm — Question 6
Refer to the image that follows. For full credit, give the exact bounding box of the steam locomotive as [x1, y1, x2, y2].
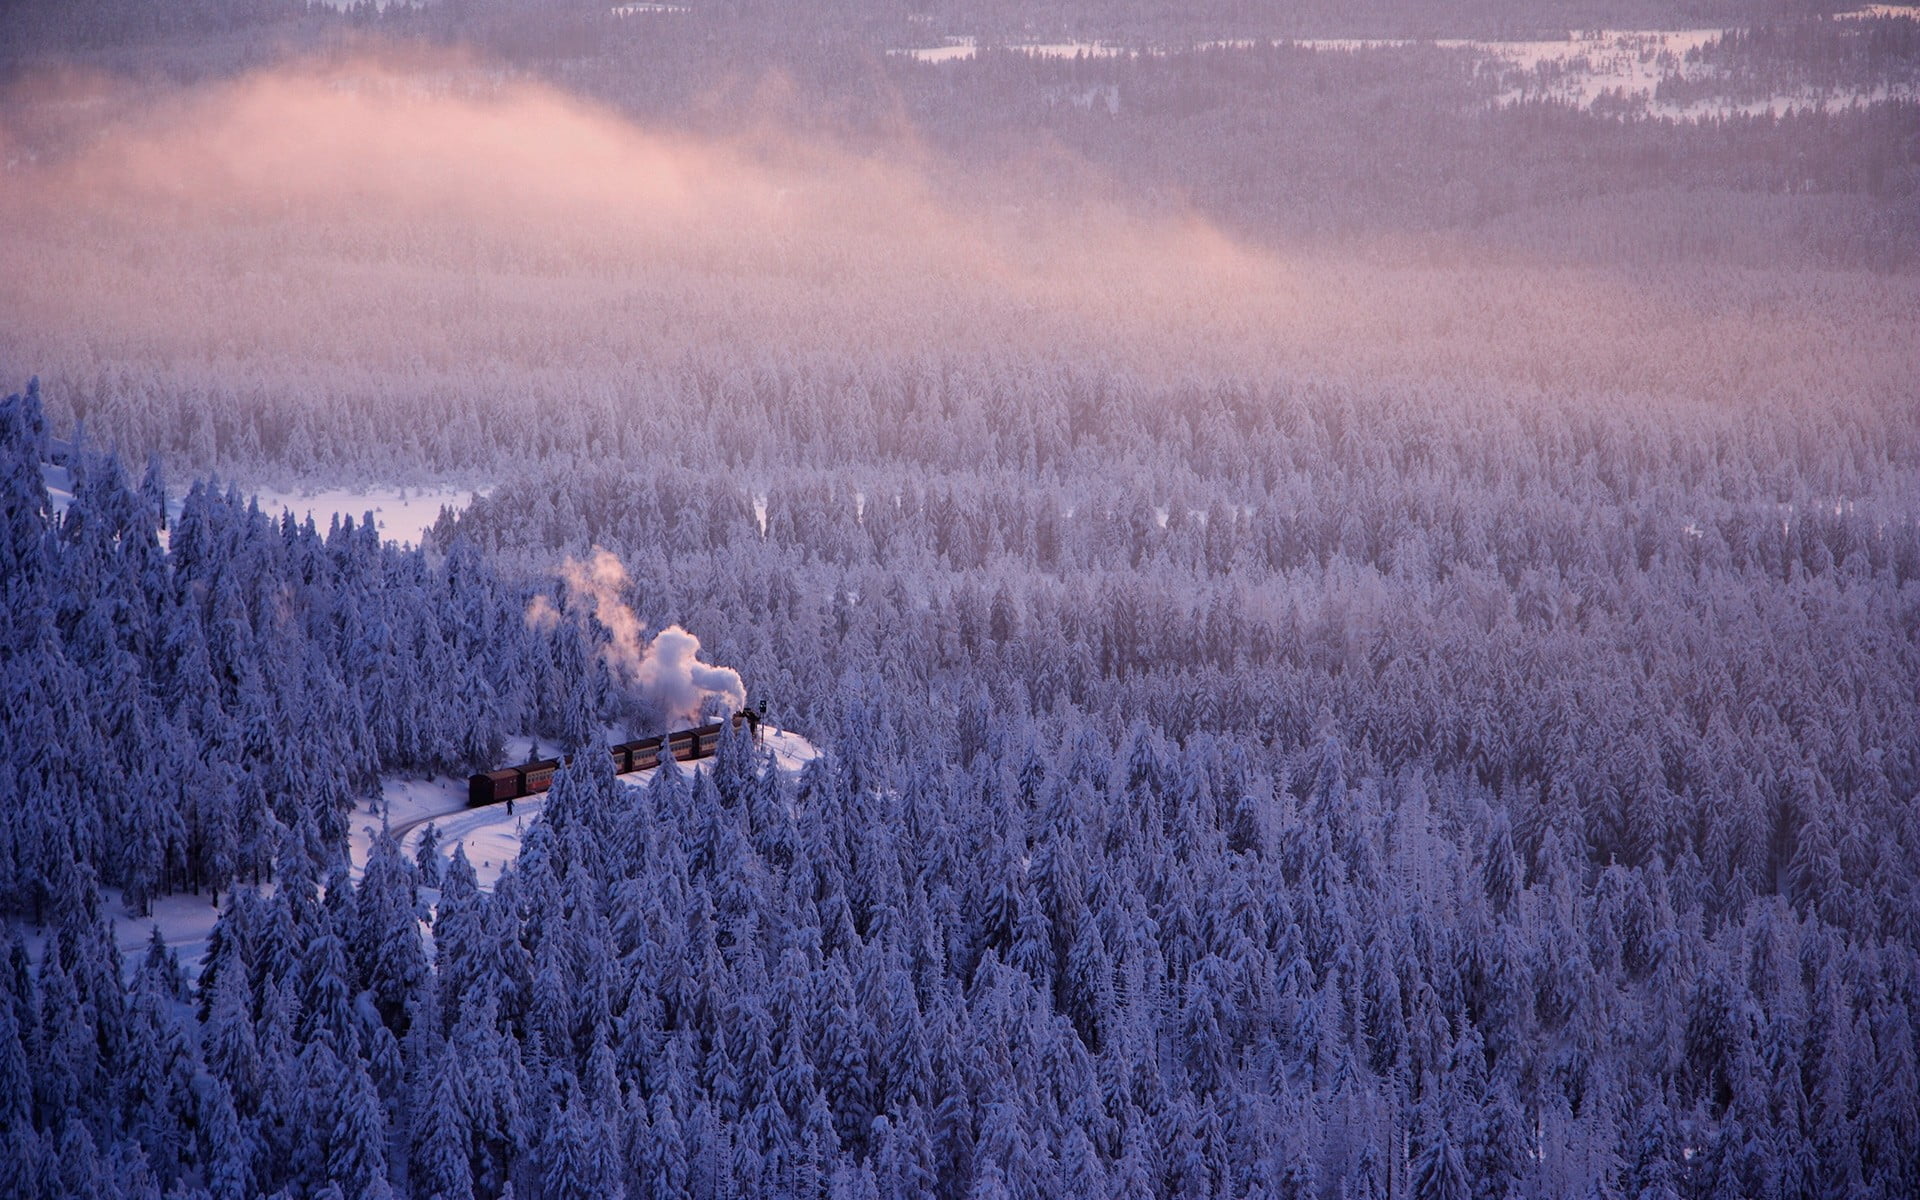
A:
[467, 709, 760, 808]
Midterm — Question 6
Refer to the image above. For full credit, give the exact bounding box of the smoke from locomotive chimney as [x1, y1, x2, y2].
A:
[528, 547, 746, 728]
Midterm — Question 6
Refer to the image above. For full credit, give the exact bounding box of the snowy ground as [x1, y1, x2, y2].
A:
[11, 727, 818, 980]
[40, 461, 71, 513]
[10, 887, 235, 989]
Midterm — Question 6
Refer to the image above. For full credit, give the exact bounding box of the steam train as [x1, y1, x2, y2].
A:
[467, 710, 760, 808]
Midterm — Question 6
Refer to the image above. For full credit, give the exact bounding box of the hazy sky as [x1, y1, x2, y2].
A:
[1, 48, 1912, 414]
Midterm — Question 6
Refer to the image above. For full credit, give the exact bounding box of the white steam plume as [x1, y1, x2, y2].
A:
[636, 624, 749, 729]
[531, 547, 746, 728]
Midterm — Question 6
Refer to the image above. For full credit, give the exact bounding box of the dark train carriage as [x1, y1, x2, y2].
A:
[469, 768, 521, 807]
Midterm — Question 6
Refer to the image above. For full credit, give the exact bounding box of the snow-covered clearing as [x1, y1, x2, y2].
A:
[11, 887, 234, 992]
[242, 483, 489, 547]
[899, 38, 1131, 63]
[40, 463, 485, 550]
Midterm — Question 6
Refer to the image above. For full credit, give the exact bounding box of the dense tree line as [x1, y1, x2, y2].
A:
[1676, 12, 1920, 92]
[8, 660, 1919, 1197]
[6, 324, 1919, 1196]
[0, 0, 315, 55]
[428, 367, 1920, 942]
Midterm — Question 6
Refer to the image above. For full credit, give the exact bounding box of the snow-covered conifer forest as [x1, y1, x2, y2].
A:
[1, 0, 1917, 1197]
